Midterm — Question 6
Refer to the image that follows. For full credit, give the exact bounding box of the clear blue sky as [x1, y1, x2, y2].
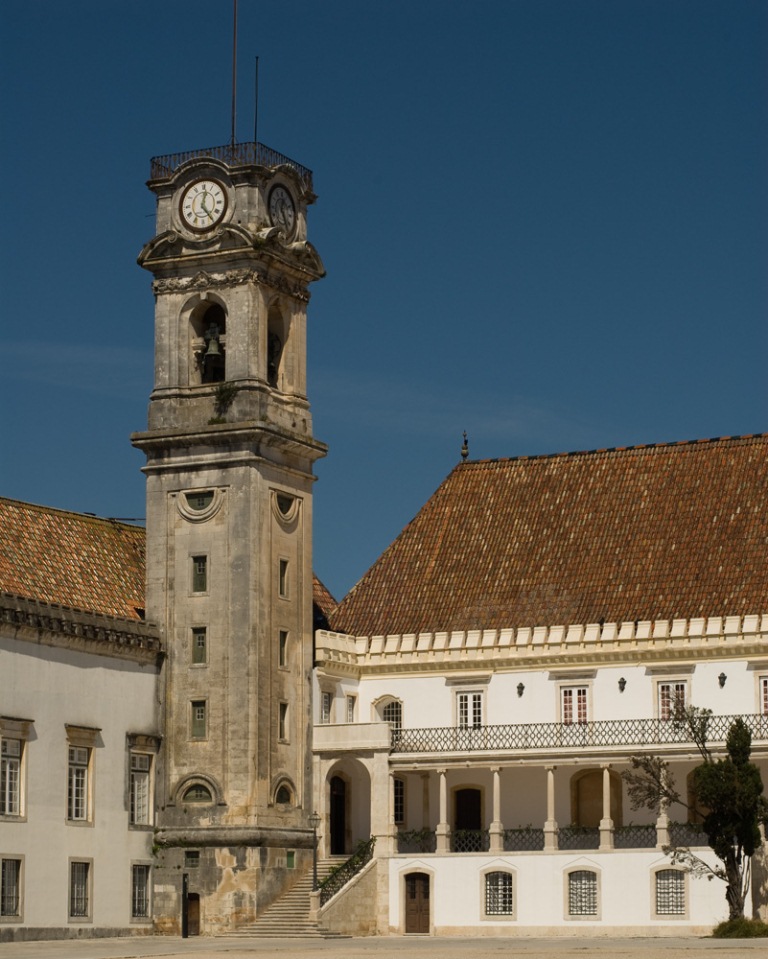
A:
[2, 1, 766, 601]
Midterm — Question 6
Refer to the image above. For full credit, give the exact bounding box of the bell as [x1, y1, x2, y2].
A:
[204, 338, 221, 358]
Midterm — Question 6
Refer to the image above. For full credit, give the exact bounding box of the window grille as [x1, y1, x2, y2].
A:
[382, 700, 402, 730]
[659, 682, 687, 721]
[655, 869, 685, 915]
[393, 777, 405, 824]
[562, 687, 588, 725]
[485, 871, 514, 915]
[0, 859, 21, 917]
[130, 754, 151, 825]
[67, 747, 89, 821]
[191, 555, 207, 593]
[131, 864, 150, 919]
[568, 870, 597, 916]
[1, 740, 21, 816]
[69, 861, 90, 918]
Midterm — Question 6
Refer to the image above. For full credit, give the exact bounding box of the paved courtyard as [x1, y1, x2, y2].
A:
[2, 937, 767, 959]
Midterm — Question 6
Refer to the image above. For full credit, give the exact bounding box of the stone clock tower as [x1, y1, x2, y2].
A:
[132, 141, 326, 934]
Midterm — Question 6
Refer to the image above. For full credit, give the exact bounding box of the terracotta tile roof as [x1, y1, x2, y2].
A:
[0, 498, 146, 621]
[313, 576, 336, 621]
[330, 435, 768, 637]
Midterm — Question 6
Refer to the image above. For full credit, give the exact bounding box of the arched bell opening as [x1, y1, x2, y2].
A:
[267, 303, 286, 389]
[190, 300, 227, 384]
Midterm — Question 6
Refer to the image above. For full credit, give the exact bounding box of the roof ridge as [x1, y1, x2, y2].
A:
[0, 496, 144, 530]
[457, 432, 768, 468]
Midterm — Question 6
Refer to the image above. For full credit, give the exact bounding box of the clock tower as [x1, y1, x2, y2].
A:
[132, 141, 326, 933]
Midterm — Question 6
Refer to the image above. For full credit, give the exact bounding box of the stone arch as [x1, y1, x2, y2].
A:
[271, 775, 296, 807]
[173, 772, 224, 806]
[325, 758, 371, 857]
[371, 694, 403, 730]
[570, 768, 622, 828]
[185, 294, 228, 385]
[266, 299, 287, 388]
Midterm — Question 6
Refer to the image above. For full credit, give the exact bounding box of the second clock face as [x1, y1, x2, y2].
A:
[180, 179, 228, 232]
[268, 185, 296, 237]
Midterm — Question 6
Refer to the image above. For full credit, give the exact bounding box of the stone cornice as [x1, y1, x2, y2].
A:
[315, 614, 768, 676]
[151, 266, 311, 302]
[155, 825, 315, 849]
[0, 592, 163, 666]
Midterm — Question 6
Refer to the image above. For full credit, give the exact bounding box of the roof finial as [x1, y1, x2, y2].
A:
[461, 431, 469, 461]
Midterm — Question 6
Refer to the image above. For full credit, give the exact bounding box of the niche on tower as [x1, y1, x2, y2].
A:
[267, 303, 287, 389]
[191, 299, 227, 384]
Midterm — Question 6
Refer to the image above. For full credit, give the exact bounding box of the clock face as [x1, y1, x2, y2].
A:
[180, 179, 228, 232]
[268, 185, 296, 237]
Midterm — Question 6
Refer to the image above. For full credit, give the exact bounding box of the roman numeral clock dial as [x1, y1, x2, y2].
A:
[180, 179, 228, 231]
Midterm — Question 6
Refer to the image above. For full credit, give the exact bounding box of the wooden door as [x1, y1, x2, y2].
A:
[186, 893, 200, 936]
[405, 872, 430, 934]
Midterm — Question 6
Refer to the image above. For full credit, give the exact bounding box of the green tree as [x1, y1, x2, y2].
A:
[623, 708, 767, 921]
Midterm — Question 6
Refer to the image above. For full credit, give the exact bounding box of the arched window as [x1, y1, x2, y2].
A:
[381, 700, 402, 730]
[567, 870, 598, 916]
[182, 783, 213, 803]
[191, 302, 226, 384]
[275, 783, 293, 805]
[485, 871, 514, 916]
[267, 305, 285, 388]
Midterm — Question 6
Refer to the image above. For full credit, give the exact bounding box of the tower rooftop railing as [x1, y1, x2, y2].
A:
[149, 141, 313, 192]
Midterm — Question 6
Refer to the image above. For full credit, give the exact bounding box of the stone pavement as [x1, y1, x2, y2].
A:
[2, 937, 767, 959]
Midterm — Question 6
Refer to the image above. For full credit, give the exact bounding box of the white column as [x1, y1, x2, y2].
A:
[436, 768, 450, 853]
[489, 766, 503, 852]
[599, 764, 614, 850]
[544, 765, 558, 850]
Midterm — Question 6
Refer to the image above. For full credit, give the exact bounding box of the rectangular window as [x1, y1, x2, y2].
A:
[659, 682, 687, 721]
[393, 777, 405, 825]
[457, 692, 483, 728]
[191, 701, 207, 739]
[69, 861, 90, 919]
[562, 687, 588, 725]
[184, 850, 200, 868]
[131, 864, 150, 919]
[67, 747, 90, 821]
[761, 677, 768, 716]
[0, 858, 21, 918]
[568, 869, 597, 916]
[286, 850, 295, 869]
[130, 753, 151, 825]
[191, 627, 207, 665]
[320, 691, 332, 724]
[1, 739, 21, 816]
[278, 630, 288, 668]
[346, 695, 357, 724]
[279, 702, 289, 741]
[278, 559, 289, 598]
[191, 555, 207, 593]
[655, 869, 685, 915]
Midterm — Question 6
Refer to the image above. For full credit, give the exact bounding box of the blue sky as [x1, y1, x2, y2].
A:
[2, 0, 766, 600]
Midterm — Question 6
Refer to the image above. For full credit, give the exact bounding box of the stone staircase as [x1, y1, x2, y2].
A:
[227, 858, 346, 938]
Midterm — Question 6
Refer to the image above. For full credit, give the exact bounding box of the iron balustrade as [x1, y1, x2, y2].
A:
[558, 826, 600, 850]
[397, 829, 437, 854]
[149, 142, 314, 192]
[503, 827, 545, 852]
[318, 837, 375, 906]
[669, 822, 707, 847]
[390, 713, 768, 754]
[614, 824, 657, 849]
[451, 829, 490, 853]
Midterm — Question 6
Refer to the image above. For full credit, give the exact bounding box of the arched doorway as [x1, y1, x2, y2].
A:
[404, 872, 430, 934]
[330, 775, 347, 855]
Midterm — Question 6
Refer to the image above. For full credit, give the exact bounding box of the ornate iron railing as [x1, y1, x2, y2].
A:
[614, 824, 657, 849]
[397, 829, 437, 854]
[451, 829, 490, 853]
[318, 837, 375, 906]
[149, 141, 313, 191]
[390, 713, 768, 754]
[669, 822, 707, 847]
[503, 827, 545, 851]
[558, 826, 600, 850]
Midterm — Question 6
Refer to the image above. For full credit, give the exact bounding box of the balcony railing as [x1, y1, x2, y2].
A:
[390, 713, 768, 754]
[149, 141, 313, 192]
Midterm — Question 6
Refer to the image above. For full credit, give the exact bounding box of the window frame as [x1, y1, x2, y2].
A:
[346, 694, 357, 724]
[381, 698, 403, 730]
[68, 859, 93, 922]
[565, 868, 600, 919]
[0, 856, 23, 921]
[560, 685, 589, 726]
[278, 702, 289, 743]
[652, 866, 687, 919]
[131, 863, 152, 921]
[657, 680, 688, 721]
[482, 868, 515, 920]
[278, 558, 289, 598]
[190, 700, 208, 740]
[67, 746, 92, 823]
[191, 554, 208, 594]
[455, 690, 484, 729]
[320, 690, 333, 725]
[759, 675, 768, 716]
[393, 776, 405, 826]
[191, 626, 208, 666]
[278, 629, 289, 669]
[0, 738, 23, 818]
[129, 752, 152, 827]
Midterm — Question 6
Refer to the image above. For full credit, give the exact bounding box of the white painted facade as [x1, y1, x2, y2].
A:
[313, 615, 768, 934]
[0, 599, 161, 939]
